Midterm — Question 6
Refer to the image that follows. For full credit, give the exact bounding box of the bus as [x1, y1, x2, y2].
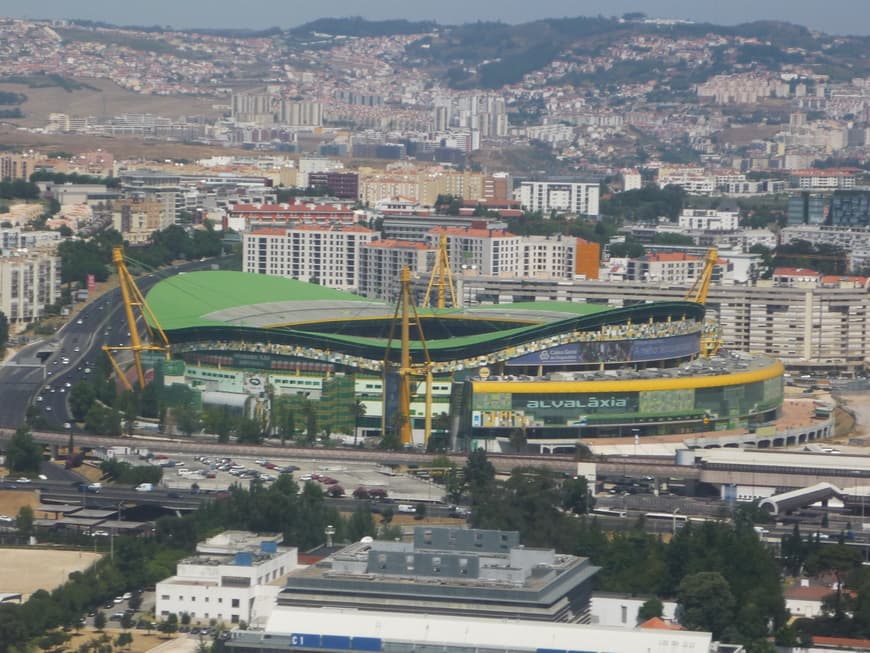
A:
[592, 507, 628, 518]
[644, 511, 688, 523]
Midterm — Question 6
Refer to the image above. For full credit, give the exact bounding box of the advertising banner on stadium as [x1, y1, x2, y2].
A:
[506, 332, 699, 367]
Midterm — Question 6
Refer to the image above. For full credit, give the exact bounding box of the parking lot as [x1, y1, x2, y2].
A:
[137, 453, 448, 504]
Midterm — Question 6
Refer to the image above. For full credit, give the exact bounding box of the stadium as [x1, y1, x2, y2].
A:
[145, 270, 785, 450]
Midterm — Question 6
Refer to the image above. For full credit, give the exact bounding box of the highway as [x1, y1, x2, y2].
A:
[0, 256, 230, 430]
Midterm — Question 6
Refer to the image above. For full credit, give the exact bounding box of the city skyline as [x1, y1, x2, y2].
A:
[0, 0, 869, 36]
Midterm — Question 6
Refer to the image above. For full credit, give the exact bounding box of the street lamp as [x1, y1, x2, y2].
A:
[632, 429, 640, 456]
[672, 507, 681, 535]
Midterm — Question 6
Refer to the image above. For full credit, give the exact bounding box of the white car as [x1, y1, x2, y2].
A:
[15, 478, 31, 484]
[0, 514, 13, 523]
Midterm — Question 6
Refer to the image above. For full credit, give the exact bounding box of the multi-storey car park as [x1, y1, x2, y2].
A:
[145, 270, 786, 451]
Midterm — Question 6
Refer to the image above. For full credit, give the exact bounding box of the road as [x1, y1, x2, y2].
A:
[0, 257, 228, 429]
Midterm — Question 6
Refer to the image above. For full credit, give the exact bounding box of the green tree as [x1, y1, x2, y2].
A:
[236, 416, 263, 444]
[93, 611, 107, 631]
[69, 381, 97, 421]
[5, 426, 42, 472]
[638, 597, 663, 623]
[203, 405, 236, 442]
[414, 502, 427, 520]
[464, 449, 495, 496]
[15, 505, 33, 536]
[115, 632, 133, 650]
[677, 571, 735, 639]
[560, 476, 592, 515]
[159, 613, 178, 637]
[174, 404, 201, 437]
[346, 506, 376, 541]
[0, 310, 8, 358]
[351, 399, 366, 446]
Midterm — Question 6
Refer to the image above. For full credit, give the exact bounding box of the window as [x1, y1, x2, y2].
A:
[231, 599, 240, 608]
[621, 606, 627, 624]
[161, 595, 170, 600]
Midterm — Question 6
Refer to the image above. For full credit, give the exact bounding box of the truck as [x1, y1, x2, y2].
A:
[135, 483, 154, 492]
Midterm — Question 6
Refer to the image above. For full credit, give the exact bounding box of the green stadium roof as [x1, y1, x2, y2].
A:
[147, 271, 375, 330]
[146, 271, 706, 363]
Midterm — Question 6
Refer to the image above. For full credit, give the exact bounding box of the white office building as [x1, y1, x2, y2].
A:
[156, 531, 298, 628]
[518, 181, 600, 216]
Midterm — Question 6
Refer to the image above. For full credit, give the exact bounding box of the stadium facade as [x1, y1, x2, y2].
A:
[146, 271, 784, 450]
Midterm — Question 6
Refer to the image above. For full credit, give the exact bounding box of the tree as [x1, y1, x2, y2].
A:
[351, 399, 366, 446]
[159, 613, 178, 637]
[303, 400, 318, 445]
[638, 597, 664, 623]
[15, 506, 33, 536]
[93, 611, 107, 631]
[677, 571, 735, 639]
[464, 449, 495, 495]
[560, 476, 592, 515]
[509, 428, 527, 453]
[5, 426, 42, 472]
[414, 502, 427, 520]
[69, 382, 97, 421]
[174, 403, 201, 438]
[127, 593, 142, 612]
[115, 632, 133, 651]
[120, 612, 134, 630]
[0, 310, 7, 358]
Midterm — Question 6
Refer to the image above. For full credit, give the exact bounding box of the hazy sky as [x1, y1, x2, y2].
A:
[0, 0, 867, 36]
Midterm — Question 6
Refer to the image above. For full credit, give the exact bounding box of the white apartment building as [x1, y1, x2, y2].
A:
[625, 252, 708, 284]
[242, 225, 374, 290]
[678, 208, 740, 231]
[0, 251, 61, 324]
[656, 168, 716, 195]
[0, 228, 61, 254]
[517, 181, 600, 216]
[359, 239, 435, 302]
[156, 531, 298, 628]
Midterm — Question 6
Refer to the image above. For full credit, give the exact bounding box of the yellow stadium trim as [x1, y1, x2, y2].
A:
[472, 360, 784, 394]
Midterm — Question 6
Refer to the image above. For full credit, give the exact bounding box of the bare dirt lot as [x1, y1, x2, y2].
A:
[0, 78, 223, 128]
[0, 487, 39, 519]
[0, 125, 254, 161]
[0, 547, 101, 600]
[66, 628, 195, 653]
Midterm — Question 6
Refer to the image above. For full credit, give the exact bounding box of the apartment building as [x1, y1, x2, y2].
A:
[156, 531, 298, 628]
[678, 208, 740, 231]
[425, 228, 597, 280]
[358, 239, 436, 301]
[225, 202, 359, 232]
[111, 198, 163, 244]
[242, 224, 374, 290]
[454, 276, 870, 371]
[0, 251, 61, 324]
[358, 169, 508, 206]
[625, 252, 709, 284]
[517, 180, 600, 216]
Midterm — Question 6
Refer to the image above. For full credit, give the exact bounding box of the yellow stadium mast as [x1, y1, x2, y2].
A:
[686, 248, 718, 305]
[685, 248, 721, 357]
[423, 233, 457, 309]
[103, 246, 171, 391]
[383, 267, 433, 447]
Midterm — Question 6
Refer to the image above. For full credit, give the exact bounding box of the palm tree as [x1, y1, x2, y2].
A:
[350, 399, 367, 447]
